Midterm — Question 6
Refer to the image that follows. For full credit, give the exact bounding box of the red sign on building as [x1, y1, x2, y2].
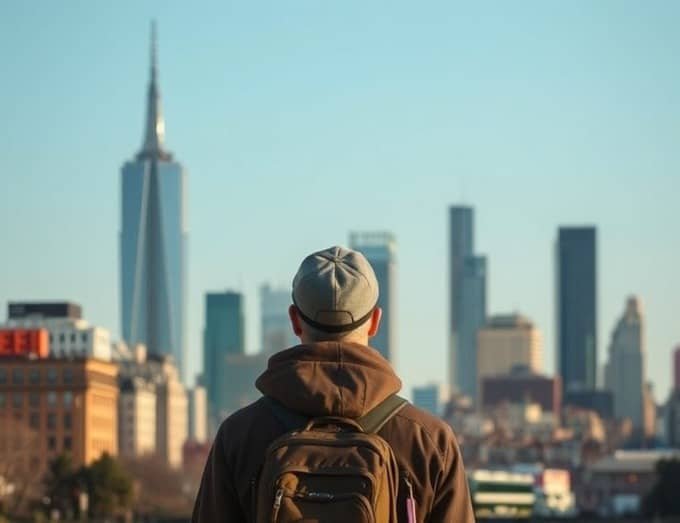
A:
[0, 329, 49, 358]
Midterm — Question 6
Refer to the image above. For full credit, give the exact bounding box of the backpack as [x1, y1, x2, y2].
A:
[255, 395, 412, 523]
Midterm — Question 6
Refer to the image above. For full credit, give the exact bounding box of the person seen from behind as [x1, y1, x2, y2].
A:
[192, 246, 475, 522]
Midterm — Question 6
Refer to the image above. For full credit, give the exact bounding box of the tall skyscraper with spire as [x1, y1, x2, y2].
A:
[120, 24, 188, 382]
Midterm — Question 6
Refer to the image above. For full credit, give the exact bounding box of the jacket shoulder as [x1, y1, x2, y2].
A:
[215, 398, 283, 453]
[387, 403, 459, 465]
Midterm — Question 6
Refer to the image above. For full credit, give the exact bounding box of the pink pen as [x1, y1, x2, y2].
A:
[404, 475, 417, 523]
[406, 497, 417, 523]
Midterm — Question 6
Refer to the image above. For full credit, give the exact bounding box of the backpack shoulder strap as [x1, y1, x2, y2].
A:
[261, 394, 408, 434]
[357, 394, 409, 434]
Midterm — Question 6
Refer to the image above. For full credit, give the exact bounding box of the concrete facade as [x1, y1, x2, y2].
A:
[477, 314, 543, 399]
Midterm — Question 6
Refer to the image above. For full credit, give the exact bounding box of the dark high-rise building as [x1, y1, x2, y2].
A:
[449, 206, 487, 400]
[349, 232, 397, 363]
[8, 302, 82, 320]
[674, 346, 680, 391]
[120, 24, 188, 382]
[556, 226, 597, 392]
[203, 292, 245, 415]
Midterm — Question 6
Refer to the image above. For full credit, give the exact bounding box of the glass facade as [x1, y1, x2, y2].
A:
[203, 292, 245, 415]
[556, 226, 597, 392]
[349, 232, 397, 364]
[120, 28, 188, 382]
[449, 206, 487, 400]
[120, 152, 187, 380]
[260, 284, 297, 354]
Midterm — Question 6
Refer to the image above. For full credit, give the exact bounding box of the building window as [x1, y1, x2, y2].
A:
[47, 413, 57, 430]
[63, 368, 74, 385]
[81, 332, 88, 343]
[59, 333, 65, 343]
[70, 333, 76, 343]
[29, 412, 40, 429]
[64, 413, 72, 430]
[47, 391, 57, 407]
[0, 368, 6, 385]
[64, 437, 72, 451]
[29, 369, 40, 385]
[47, 368, 58, 385]
[12, 393, 23, 409]
[49, 333, 53, 343]
[63, 391, 73, 408]
[29, 392, 40, 408]
[47, 436, 56, 451]
[12, 369, 23, 385]
[0, 392, 5, 408]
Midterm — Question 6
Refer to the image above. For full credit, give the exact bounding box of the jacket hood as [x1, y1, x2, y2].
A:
[255, 341, 401, 418]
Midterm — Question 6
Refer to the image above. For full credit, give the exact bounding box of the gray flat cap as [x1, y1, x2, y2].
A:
[292, 246, 379, 333]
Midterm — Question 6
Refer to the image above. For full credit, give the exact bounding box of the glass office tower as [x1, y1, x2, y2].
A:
[203, 292, 245, 416]
[556, 226, 597, 392]
[349, 232, 397, 364]
[120, 25, 188, 382]
[449, 206, 487, 401]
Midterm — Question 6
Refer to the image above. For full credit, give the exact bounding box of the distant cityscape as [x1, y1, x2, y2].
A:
[1, 25, 680, 521]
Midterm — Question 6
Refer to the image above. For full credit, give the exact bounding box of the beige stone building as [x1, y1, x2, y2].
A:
[477, 314, 542, 398]
[0, 357, 118, 473]
[188, 385, 208, 444]
[118, 377, 156, 458]
[117, 345, 187, 468]
[156, 366, 188, 468]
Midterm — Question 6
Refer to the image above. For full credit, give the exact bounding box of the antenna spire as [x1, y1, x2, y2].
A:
[139, 20, 167, 159]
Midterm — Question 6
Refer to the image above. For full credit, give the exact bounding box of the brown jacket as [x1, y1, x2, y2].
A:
[192, 342, 475, 522]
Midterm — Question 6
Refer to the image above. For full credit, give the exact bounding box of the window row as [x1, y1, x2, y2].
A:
[49, 332, 89, 344]
[47, 435, 72, 452]
[0, 367, 76, 385]
[0, 391, 74, 409]
[28, 411, 73, 431]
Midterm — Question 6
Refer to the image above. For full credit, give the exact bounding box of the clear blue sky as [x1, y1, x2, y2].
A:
[1, 2, 679, 401]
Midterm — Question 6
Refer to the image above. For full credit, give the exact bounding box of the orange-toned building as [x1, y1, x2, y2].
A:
[0, 328, 49, 358]
[0, 357, 118, 474]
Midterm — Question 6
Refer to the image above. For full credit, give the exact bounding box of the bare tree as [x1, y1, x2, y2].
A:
[0, 421, 42, 516]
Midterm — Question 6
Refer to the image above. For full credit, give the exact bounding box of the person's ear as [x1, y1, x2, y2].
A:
[289, 305, 304, 337]
[367, 307, 382, 337]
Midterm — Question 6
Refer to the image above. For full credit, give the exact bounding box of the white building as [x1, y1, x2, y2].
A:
[188, 385, 208, 444]
[118, 377, 157, 457]
[260, 284, 297, 353]
[118, 344, 188, 468]
[3, 302, 112, 361]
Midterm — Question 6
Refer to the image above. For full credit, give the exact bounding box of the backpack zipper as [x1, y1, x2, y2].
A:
[272, 488, 284, 522]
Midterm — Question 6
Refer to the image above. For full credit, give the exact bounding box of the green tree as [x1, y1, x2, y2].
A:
[643, 458, 680, 516]
[43, 453, 78, 518]
[81, 452, 133, 517]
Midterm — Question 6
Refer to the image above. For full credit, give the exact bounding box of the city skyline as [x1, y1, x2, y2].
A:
[1, 3, 679, 401]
